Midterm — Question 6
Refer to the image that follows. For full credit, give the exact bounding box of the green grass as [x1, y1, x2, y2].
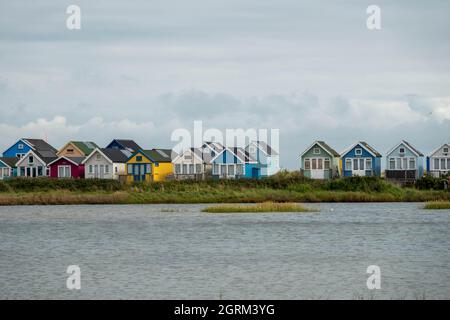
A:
[202, 202, 318, 213]
[0, 176, 449, 205]
[423, 201, 450, 210]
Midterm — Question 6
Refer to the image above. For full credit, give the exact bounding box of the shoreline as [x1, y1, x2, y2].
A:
[1, 190, 449, 206]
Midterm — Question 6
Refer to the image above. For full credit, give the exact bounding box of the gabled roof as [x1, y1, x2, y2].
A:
[172, 147, 205, 163]
[247, 141, 279, 156]
[107, 139, 142, 152]
[202, 141, 225, 153]
[48, 156, 85, 166]
[210, 146, 257, 164]
[16, 150, 57, 166]
[0, 157, 18, 168]
[71, 141, 98, 155]
[428, 142, 450, 157]
[300, 141, 340, 158]
[82, 148, 130, 164]
[386, 140, 424, 157]
[340, 141, 382, 157]
[143, 149, 174, 163]
[100, 148, 129, 163]
[22, 138, 57, 152]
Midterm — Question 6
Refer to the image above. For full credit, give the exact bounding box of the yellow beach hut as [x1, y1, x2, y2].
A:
[125, 149, 174, 182]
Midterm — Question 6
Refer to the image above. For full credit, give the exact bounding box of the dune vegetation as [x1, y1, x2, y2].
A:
[0, 173, 449, 205]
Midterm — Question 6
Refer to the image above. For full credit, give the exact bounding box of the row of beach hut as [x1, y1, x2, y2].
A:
[0, 138, 448, 183]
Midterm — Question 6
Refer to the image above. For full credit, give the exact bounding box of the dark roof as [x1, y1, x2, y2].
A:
[65, 157, 85, 165]
[113, 139, 142, 152]
[71, 141, 98, 155]
[230, 147, 256, 163]
[360, 141, 382, 157]
[23, 138, 57, 153]
[402, 140, 424, 156]
[143, 149, 174, 162]
[203, 141, 224, 152]
[252, 141, 278, 156]
[0, 157, 18, 167]
[100, 148, 129, 163]
[316, 141, 340, 157]
[33, 150, 57, 165]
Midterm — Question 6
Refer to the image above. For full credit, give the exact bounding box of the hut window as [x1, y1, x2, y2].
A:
[182, 164, 187, 174]
[345, 159, 352, 170]
[447, 159, 450, 170]
[304, 159, 311, 170]
[96, 154, 101, 160]
[311, 159, 317, 170]
[105, 165, 110, 173]
[409, 158, 416, 169]
[189, 164, 194, 174]
[355, 148, 362, 156]
[67, 149, 74, 154]
[443, 147, 449, 154]
[399, 147, 405, 154]
[402, 158, 407, 170]
[146, 164, 151, 173]
[228, 165, 235, 176]
[313, 148, 320, 155]
[18, 144, 24, 150]
[213, 164, 219, 174]
[196, 164, 202, 173]
[396, 158, 402, 169]
[175, 164, 181, 174]
[236, 164, 243, 175]
[127, 164, 133, 174]
[136, 156, 142, 162]
[324, 158, 330, 169]
[441, 158, 446, 170]
[434, 158, 439, 170]
[389, 158, 395, 170]
[365, 159, 371, 170]
[89, 165, 93, 173]
[28, 155, 34, 164]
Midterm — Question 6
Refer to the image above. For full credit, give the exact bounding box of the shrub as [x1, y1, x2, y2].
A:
[415, 176, 448, 190]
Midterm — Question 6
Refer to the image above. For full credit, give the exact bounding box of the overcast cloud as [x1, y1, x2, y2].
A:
[0, 0, 449, 168]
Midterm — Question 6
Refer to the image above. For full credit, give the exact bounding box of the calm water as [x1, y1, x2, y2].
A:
[0, 203, 449, 299]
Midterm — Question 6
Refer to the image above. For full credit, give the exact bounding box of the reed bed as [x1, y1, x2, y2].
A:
[202, 202, 318, 213]
[423, 201, 450, 210]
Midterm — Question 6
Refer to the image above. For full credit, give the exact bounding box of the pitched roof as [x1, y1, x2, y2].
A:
[249, 141, 279, 156]
[203, 141, 225, 153]
[23, 138, 57, 153]
[71, 141, 98, 155]
[340, 141, 382, 157]
[317, 141, 340, 157]
[112, 139, 142, 152]
[0, 157, 18, 167]
[402, 140, 424, 157]
[49, 156, 85, 166]
[387, 140, 424, 157]
[27, 150, 57, 165]
[100, 148, 129, 163]
[428, 142, 450, 157]
[143, 149, 174, 162]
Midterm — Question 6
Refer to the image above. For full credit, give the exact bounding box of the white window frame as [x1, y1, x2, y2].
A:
[58, 165, 71, 178]
[355, 148, 362, 156]
[175, 164, 181, 174]
[313, 147, 320, 155]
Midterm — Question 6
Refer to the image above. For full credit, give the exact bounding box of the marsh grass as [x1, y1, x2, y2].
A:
[423, 201, 450, 210]
[202, 202, 318, 213]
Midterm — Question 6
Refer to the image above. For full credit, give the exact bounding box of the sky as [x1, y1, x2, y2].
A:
[0, 0, 449, 169]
